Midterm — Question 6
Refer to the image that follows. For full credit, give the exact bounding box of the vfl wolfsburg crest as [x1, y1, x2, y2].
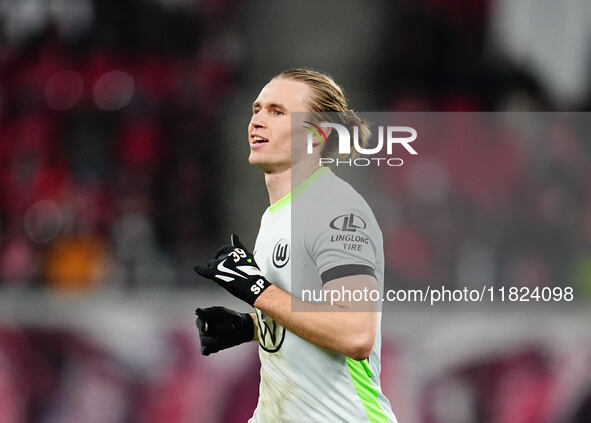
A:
[256, 311, 286, 353]
[272, 238, 290, 268]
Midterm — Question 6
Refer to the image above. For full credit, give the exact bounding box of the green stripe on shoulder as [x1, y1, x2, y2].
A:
[346, 357, 390, 423]
[269, 166, 330, 213]
[269, 191, 291, 213]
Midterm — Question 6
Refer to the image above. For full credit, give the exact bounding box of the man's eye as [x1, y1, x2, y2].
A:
[273, 109, 283, 116]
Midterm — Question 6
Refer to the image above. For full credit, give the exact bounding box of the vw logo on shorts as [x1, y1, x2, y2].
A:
[272, 238, 290, 268]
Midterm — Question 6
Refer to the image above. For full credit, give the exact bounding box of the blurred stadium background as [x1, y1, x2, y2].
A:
[0, 0, 590, 422]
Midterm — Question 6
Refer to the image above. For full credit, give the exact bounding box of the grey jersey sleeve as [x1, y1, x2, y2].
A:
[306, 197, 381, 285]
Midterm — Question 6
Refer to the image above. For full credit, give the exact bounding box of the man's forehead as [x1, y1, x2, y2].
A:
[253, 79, 312, 110]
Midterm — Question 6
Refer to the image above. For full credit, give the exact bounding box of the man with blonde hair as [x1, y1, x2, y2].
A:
[194, 69, 397, 422]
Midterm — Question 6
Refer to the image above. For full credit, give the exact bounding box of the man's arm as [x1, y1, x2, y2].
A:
[250, 312, 259, 341]
[194, 234, 379, 360]
[254, 275, 379, 361]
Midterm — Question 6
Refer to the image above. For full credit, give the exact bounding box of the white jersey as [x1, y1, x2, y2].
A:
[249, 167, 397, 423]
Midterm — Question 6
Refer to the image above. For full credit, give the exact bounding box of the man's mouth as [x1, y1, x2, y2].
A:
[251, 135, 269, 144]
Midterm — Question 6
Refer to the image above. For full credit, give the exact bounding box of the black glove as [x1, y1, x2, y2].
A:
[194, 234, 272, 306]
[195, 306, 254, 355]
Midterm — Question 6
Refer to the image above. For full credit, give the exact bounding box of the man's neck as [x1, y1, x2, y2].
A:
[264, 160, 321, 206]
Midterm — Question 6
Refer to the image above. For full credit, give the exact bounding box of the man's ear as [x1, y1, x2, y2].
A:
[310, 135, 324, 152]
[318, 122, 332, 139]
[308, 122, 331, 152]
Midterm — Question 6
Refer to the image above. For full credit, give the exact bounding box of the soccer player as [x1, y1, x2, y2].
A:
[194, 69, 397, 422]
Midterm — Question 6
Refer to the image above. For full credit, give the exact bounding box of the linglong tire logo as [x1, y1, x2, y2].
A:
[272, 239, 290, 268]
[330, 213, 367, 232]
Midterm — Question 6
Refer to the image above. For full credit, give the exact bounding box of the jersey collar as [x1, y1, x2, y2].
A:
[269, 166, 331, 213]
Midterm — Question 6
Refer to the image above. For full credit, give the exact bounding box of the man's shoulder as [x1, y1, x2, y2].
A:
[296, 170, 379, 240]
[305, 170, 372, 214]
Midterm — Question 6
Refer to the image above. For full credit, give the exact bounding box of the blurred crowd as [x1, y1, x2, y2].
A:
[420, 343, 591, 423]
[0, 1, 590, 423]
[0, 0, 589, 297]
[379, 112, 591, 297]
[0, 0, 241, 290]
[1, 321, 590, 423]
[0, 326, 260, 422]
[376, 1, 591, 297]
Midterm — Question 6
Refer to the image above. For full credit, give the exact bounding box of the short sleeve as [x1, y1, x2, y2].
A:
[306, 200, 380, 285]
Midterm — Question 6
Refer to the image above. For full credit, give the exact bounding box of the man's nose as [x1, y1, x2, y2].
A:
[250, 111, 266, 128]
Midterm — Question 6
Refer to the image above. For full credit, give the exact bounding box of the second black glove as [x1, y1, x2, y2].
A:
[195, 306, 255, 355]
